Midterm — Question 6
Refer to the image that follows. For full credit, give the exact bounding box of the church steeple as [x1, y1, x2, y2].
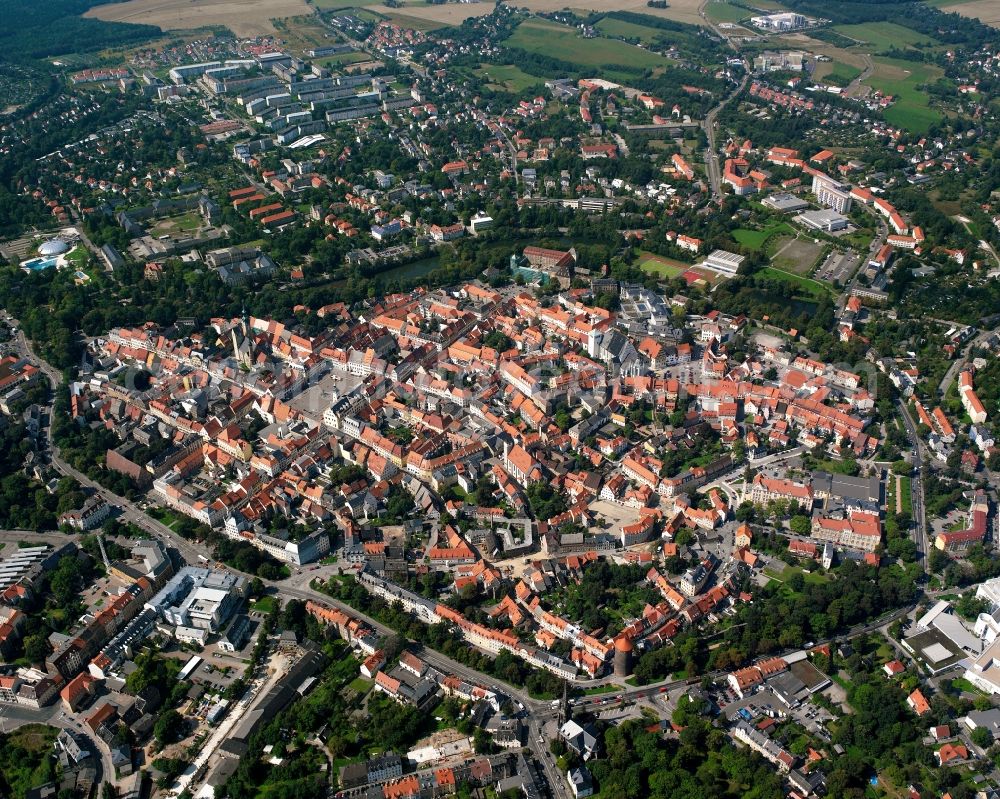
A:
[232, 307, 253, 369]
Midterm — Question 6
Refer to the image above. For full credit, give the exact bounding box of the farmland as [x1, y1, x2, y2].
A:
[310, 0, 394, 8]
[704, 0, 749, 24]
[474, 64, 544, 92]
[595, 16, 662, 44]
[85, 0, 311, 36]
[505, 19, 670, 71]
[926, 0, 1000, 26]
[832, 21, 936, 51]
[865, 57, 944, 133]
[523, 0, 707, 27]
[365, 6, 461, 30]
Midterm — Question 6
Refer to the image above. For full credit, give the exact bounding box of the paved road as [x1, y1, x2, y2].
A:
[844, 54, 875, 98]
[897, 399, 930, 572]
[937, 324, 996, 398]
[702, 73, 749, 199]
[697, 0, 749, 199]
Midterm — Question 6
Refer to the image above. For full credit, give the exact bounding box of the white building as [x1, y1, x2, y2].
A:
[795, 209, 849, 232]
[145, 566, 248, 633]
[750, 12, 808, 30]
[701, 249, 745, 276]
[965, 637, 1000, 695]
[811, 174, 853, 214]
[469, 212, 493, 233]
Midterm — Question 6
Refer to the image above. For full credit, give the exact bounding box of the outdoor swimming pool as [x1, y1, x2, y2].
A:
[20, 256, 58, 272]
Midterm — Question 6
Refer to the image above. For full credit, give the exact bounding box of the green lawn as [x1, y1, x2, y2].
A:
[758, 267, 832, 299]
[898, 476, 912, 517]
[832, 22, 936, 50]
[64, 246, 90, 268]
[584, 684, 619, 695]
[865, 57, 943, 133]
[349, 676, 372, 693]
[506, 19, 669, 71]
[763, 565, 829, 586]
[250, 596, 278, 614]
[636, 250, 688, 278]
[732, 222, 795, 252]
[474, 63, 544, 92]
[149, 506, 184, 530]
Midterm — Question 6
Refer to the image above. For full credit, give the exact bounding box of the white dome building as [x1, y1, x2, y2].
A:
[38, 239, 69, 257]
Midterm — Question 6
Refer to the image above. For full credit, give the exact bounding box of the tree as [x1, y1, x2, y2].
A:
[154, 709, 185, 747]
[789, 515, 810, 536]
[971, 726, 992, 748]
[928, 548, 949, 574]
[472, 727, 494, 754]
[23, 632, 50, 663]
[887, 537, 917, 562]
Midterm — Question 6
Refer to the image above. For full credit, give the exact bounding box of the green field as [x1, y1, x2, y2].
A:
[316, 51, 371, 67]
[732, 222, 795, 252]
[818, 60, 862, 87]
[833, 22, 935, 51]
[866, 57, 943, 133]
[704, 0, 749, 23]
[595, 16, 662, 44]
[152, 210, 202, 234]
[474, 63, 544, 92]
[506, 19, 669, 71]
[637, 250, 688, 278]
[758, 267, 831, 299]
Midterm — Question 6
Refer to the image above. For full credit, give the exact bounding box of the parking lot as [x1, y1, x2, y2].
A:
[815, 250, 859, 285]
